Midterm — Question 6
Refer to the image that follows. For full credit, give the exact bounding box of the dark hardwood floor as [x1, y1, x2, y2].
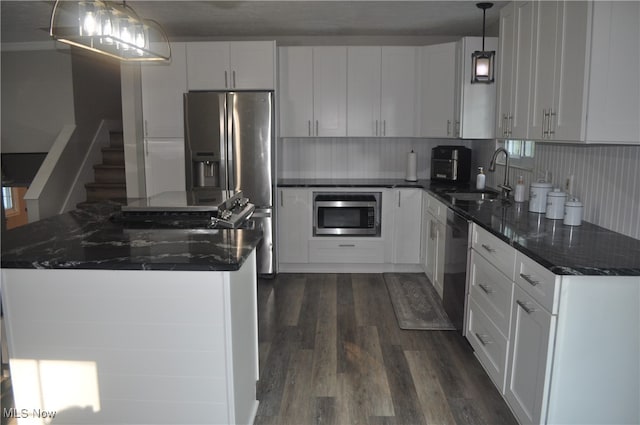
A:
[255, 273, 518, 425]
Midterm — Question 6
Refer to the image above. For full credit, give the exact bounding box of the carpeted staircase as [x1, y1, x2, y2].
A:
[78, 131, 127, 208]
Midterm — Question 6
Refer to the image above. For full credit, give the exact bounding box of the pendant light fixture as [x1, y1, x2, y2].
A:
[471, 2, 495, 84]
[50, 1, 171, 62]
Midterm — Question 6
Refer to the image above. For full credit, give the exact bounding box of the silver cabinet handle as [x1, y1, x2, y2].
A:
[503, 114, 508, 137]
[475, 332, 492, 346]
[549, 108, 556, 136]
[280, 190, 283, 207]
[338, 244, 356, 248]
[398, 191, 401, 208]
[479, 284, 493, 294]
[447, 119, 451, 136]
[517, 299, 537, 314]
[507, 114, 513, 136]
[455, 120, 460, 137]
[383, 120, 386, 136]
[542, 109, 550, 138]
[224, 70, 228, 88]
[308, 120, 311, 137]
[315, 120, 319, 136]
[519, 273, 540, 286]
[481, 244, 496, 253]
[232, 70, 236, 88]
[144, 120, 148, 137]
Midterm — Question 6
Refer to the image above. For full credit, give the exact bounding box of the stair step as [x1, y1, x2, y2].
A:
[109, 131, 124, 148]
[85, 182, 127, 201]
[76, 198, 127, 210]
[101, 147, 124, 166]
[94, 164, 126, 183]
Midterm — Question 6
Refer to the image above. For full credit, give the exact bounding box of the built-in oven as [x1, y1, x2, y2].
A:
[313, 192, 381, 236]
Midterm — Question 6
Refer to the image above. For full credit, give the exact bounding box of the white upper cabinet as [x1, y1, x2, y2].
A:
[419, 42, 457, 138]
[380, 47, 419, 137]
[420, 38, 496, 139]
[314, 47, 348, 137]
[141, 42, 187, 139]
[510, 1, 639, 144]
[186, 41, 276, 90]
[454, 37, 498, 139]
[278, 47, 313, 137]
[496, 1, 534, 140]
[278, 46, 347, 137]
[584, 1, 639, 144]
[347, 47, 382, 137]
[347, 46, 419, 137]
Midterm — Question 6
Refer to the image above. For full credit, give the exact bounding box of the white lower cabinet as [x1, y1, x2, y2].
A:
[389, 188, 422, 264]
[467, 297, 510, 392]
[505, 284, 555, 425]
[466, 223, 639, 425]
[422, 193, 447, 297]
[277, 189, 311, 264]
[309, 239, 384, 264]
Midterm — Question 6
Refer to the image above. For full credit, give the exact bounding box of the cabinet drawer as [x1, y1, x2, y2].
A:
[425, 193, 447, 223]
[309, 239, 384, 263]
[515, 252, 560, 313]
[467, 298, 509, 393]
[469, 250, 514, 337]
[471, 224, 516, 280]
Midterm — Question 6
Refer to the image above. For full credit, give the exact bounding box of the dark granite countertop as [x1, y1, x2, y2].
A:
[278, 178, 640, 276]
[1, 202, 262, 271]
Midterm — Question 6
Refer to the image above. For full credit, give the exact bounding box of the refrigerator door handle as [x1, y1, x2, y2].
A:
[227, 93, 236, 192]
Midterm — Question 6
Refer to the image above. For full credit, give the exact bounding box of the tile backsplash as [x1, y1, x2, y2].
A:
[278, 137, 472, 180]
[279, 138, 640, 240]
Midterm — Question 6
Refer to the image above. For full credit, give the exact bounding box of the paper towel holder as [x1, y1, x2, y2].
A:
[405, 150, 418, 182]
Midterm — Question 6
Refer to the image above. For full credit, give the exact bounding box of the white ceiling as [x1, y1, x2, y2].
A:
[1, 1, 505, 44]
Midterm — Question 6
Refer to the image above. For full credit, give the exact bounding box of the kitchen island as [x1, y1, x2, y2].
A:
[1, 202, 262, 424]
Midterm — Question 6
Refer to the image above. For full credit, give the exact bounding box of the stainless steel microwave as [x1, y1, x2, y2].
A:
[313, 192, 381, 236]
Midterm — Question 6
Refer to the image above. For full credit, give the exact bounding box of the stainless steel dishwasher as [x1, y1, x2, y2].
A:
[442, 208, 471, 332]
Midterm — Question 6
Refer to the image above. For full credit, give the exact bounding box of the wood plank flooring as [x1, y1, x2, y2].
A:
[255, 273, 518, 425]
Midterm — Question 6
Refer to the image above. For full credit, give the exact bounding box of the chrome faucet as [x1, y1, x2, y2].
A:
[489, 147, 512, 200]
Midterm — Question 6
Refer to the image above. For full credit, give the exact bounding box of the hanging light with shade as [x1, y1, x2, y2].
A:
[50, 1, 171, 62]
[471, 2, 495, 84]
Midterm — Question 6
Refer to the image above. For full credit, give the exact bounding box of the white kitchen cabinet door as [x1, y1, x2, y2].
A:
[529, 1, 561, 140]
[229, 41, 276, 89]
[144, 139, 186, 197]
[186, 42, 230, 90]
[277, 188, 311, 264]
[380, 47, 418, 137]
[347, 47, 382, 137]
[313, 46, 347, 137]
[141, 43, 187, 139]
[420, 43, 456, 138]
[187, 41, 275, 90]
[584, 1, 640, 144]
[278, 47, 314, 137]
[505, 285, 556, 425]
[496, 2, 534, 140]
[391, 189, 422, 264]
[495, 2, 515, 139]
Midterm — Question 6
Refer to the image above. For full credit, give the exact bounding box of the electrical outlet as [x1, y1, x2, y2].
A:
[565, 175, 574, 194]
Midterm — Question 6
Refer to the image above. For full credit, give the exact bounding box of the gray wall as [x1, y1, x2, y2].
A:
[1, 49, 75, 153]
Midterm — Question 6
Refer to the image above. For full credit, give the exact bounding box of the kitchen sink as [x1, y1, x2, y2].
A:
[448, 192, 498, 202]
[442, 189, 500, 204]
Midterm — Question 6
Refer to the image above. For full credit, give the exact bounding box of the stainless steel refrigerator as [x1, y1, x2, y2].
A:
[184, 91, 275, 275]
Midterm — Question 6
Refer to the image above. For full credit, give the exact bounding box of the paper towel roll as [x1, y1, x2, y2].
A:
[405, 150, 417, 182]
